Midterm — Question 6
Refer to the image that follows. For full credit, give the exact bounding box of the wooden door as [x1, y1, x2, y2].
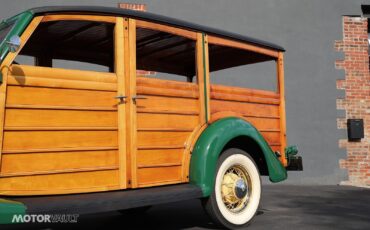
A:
[133, 78, 200, 188]
[0, 16, 128, 195]
[129, 20, 201, 188]
[0, 65, 123, 195]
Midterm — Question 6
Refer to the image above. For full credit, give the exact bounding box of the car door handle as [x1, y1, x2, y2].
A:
[115, 95, 127, 103]
[132, 95, 147, 104]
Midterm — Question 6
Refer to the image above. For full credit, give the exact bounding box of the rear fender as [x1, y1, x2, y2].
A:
[189, 117, 287, 196]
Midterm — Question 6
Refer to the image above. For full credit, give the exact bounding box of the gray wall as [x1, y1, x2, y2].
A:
[0, 0, 368, 185]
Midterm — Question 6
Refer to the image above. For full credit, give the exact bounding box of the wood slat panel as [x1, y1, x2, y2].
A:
[261, 132, 281, 144]
[211, 92, 280, 104]
[136, 95, 199, 113]
[211, 100, 279, 117]
[211, 84, 279, 99]
[138, 128, 193, 132]
[137, 113, 198, 129]
[138, 145, 184, 150]
[137, 166, 182, 186]
[245, 117, 280, 130]
[137, 131, 190, 147]
[4, 127, 118, 131]
[6, 86, 117, 108]
[138, 163, 181, 169]
[10, 65, 117, 83]
[2, 146, 118, 154]
[243, 114, 279, 119]
[0, 150, 118, 174]
[137, 149, 183, 168]
[6, 104, 116, 111]
[137, 77, 198, 91]
[137, 77, 198, 99]
[7, 75, 117, 92]
[137, 108, 198, 115]
[137, 85, 199, 99]
[3, 130, 118, 150]
[0, 166, 118, 178]
[0, 170, 119, 195]
[5, 109, 117, 127]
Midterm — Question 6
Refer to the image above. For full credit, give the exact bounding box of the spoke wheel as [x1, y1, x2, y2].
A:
[202, 148, 261, 229]
[221, 165, 251, 213]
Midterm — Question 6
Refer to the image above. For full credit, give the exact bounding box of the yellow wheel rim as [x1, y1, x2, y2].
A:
[221, 164, 251, 213]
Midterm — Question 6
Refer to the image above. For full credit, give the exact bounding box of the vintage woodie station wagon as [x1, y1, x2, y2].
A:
[0, 6, 302, 228]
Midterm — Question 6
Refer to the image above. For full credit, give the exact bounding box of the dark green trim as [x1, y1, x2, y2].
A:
[201, 33, 208, 122]
[189, 117, 287, 196]
[285, 145, 298, 157]
[0, 12, 34, 64]
[0, 198, 26, 224]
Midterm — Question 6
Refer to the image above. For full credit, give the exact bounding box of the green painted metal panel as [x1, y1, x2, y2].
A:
[189, 117, 287, 196]
[0, 198, 26, 224]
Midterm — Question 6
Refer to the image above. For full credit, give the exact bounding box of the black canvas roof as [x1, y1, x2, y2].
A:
[29, 6, 285, 52]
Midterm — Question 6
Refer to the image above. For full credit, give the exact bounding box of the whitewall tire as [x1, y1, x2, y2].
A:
[202, 148, 261, 229]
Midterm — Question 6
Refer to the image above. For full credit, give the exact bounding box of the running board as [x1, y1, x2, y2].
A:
[5, 184, 203, 214]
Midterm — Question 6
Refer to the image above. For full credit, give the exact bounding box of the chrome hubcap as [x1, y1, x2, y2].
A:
[235, 178, 248, 199]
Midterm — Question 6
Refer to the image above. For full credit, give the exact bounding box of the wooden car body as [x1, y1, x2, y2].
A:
[0, 7, 289, 196]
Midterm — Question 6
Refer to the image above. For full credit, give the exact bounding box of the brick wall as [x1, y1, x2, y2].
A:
[335, 16, 370, 187]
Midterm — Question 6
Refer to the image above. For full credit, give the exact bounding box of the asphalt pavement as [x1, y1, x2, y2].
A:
[3, 185, 370, 230]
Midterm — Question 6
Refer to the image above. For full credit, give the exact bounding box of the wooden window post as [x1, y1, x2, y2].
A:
[277, 52, 287, 166]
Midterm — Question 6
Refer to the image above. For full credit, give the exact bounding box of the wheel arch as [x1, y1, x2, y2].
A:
[189, 117, 287, 197]
[222, 135, 268, 176]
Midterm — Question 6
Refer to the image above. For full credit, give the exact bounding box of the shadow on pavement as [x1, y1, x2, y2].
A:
[2, 185, 370, 230]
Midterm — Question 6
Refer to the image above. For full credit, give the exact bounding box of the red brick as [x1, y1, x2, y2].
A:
[336, 16, 370, 186]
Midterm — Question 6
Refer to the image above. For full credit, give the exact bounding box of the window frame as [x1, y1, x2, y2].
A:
[135, 19, 198, 82]
[15, 14, 117, 73]
[207, 34, 280, 93]
[136, 19, 197, 41]
[134, 19, 208, 122]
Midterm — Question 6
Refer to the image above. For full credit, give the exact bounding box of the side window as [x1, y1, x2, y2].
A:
[136, 27, 196, 82]
[208, 41, 277, 92]
[14, 55, 35, 66]
[16, 20, 114, 72]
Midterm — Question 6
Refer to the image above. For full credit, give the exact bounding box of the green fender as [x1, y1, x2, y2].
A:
[189, 117, 287, 196]
[0, 198, 26, 224]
